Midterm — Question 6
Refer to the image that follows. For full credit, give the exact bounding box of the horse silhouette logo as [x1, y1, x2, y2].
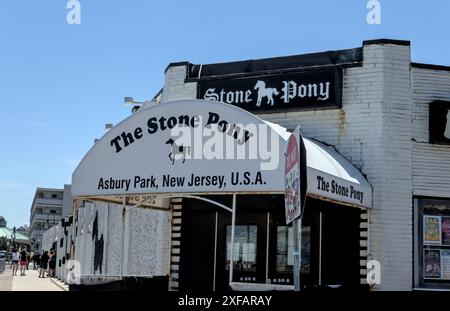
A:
[445, 109, 450, 139]
[166, 137, 190, 164]
[254, 80, 279, 107]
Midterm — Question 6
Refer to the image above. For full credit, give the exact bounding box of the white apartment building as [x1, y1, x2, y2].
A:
[29, 187, 64, 252]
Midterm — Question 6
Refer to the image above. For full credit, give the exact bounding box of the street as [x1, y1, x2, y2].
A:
[0, 264, 67, 291]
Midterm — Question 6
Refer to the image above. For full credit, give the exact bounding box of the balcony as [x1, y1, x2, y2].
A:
[34, 197, 63, 207]
[29, 230, 45, 240]
[30, 213, 62, 226]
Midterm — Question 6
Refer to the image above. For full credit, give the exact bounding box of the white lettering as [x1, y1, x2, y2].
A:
[66, 0, 81, 25]
[367, 0, 381, 25]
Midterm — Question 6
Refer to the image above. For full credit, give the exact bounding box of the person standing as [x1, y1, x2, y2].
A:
[33, 252, 40, 270]
[26, 252, 32, 270]
[48, 249, 57, 278]
[39, 251, 49, 278]
[19, 249, 27, 276]
[11, 250, 20, 276]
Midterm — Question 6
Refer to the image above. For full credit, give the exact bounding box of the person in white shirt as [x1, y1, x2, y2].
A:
[11, 250, 20, 276]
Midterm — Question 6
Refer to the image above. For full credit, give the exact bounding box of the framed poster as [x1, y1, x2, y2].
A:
[424, 216, 442, 245]
[441, 250, 450, 280]
[441, 217, 450, 246]
[424, 249, 441, 279]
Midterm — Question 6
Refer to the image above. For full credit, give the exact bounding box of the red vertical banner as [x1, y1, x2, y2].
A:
[284, 126, 305, 224]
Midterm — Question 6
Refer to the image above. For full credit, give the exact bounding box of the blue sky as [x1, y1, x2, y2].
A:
[0, 0, 449, 227]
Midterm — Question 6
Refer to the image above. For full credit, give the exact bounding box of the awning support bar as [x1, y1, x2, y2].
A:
[229, 194, 237, 287]
[175, 195, 233, 213]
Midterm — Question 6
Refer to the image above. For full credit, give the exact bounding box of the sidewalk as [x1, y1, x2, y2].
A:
[0, 265, 13, 291]
[1, 265, 68, 291]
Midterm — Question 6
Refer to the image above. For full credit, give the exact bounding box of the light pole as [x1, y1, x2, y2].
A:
[12, 226, 16, 249]
[124, 97, 158, 113]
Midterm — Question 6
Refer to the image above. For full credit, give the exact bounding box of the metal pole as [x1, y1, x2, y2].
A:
[293, 218, 302, 291]
[121, 196, 126, 277]
[13, 227, 16, 250]
[298, 217, 302, 290]
[228, 194, 237, 287]
[292, 218, 300, 291]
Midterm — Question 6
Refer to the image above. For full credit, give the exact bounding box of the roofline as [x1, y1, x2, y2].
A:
[411, 62, 450, 72]
[165, 39, 422, 84]
[35, 187, 64, 192]
[164, 61, 191, 74]
[362, 38, 411, 46]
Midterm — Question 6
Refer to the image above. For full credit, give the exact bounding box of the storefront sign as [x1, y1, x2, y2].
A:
[198, 68, 342, 112]
[307, 169, 370, 208]
[72, 100, 287, 197]
[73, 100, 372, 210]
[284, 126, 306, 224]
[429, 100, 450, 144]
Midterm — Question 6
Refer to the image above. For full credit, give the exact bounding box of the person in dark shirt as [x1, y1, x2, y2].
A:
[48, 250, 57, 278]
[19, 249, 27, 276]
[26, 253, 32, 270]
[33, 253, 40, 270]
[39, 251, 49, 278]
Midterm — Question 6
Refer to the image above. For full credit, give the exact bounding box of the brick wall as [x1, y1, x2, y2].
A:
[260, 43, 414, 290]
[412, 67, 450, 197]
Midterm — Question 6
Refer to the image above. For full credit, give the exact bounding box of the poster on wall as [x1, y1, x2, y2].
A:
[441, 217, 450, 246]
[424, 216, 442, 245]
[441, 250, 450, 280]
[424, 249, 441, 279]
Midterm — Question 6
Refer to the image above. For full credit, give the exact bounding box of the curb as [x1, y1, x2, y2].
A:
[50, 278, 69, 291]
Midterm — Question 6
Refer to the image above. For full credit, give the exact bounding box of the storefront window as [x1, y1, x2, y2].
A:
[225, 225, 257, 272]
[276, 225, 310, 275]
[415, 198, 450, 289]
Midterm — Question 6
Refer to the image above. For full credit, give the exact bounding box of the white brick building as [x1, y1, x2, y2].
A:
[157, 39, 450, 291]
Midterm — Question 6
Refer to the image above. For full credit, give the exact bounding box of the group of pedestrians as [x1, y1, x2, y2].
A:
[38, 250, 57, 278]
[11, 248, 57, 278]
[11, 248, 31, 276]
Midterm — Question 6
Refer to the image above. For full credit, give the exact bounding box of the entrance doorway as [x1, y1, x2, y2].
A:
[178, 195, 363, 291]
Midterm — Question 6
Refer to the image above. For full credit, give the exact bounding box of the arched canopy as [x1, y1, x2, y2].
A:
[72, 100, 371, 209]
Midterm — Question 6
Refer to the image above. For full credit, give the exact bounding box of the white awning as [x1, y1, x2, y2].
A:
[264, 121, 372, 208]
[72, 100, 371, 208]
[303, 138, 371, 208]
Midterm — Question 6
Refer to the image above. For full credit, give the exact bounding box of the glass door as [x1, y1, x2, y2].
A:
[225, 225, 258, 282]
[215, 210, 267, 290]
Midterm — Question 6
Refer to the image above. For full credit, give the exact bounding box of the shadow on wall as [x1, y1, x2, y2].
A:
[92, 211, 104, 275]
